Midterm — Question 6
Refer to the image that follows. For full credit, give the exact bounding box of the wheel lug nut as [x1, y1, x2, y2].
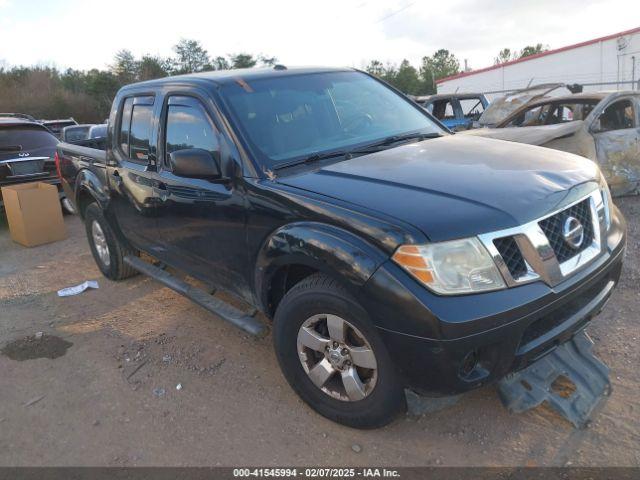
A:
[341, 348, 348, 355]
[333, 341, 339, 348]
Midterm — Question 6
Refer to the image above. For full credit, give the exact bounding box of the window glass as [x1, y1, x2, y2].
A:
[432, 100, 455, 120]
[0, 126, 58, 149]
[221, 71, 442, 167]
[64, 127, 90, 142]
[119, 97, 133, 154]
[598, 100, 636, 132]
[166, 102, 219, 162]
[89, 124, 107, 138]
[507, 105, 543, 127]
[459, 98, 485, 118]
[129, 105, 153, 161]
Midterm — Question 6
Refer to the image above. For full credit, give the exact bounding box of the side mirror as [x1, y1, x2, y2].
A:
[169, 148, 221, 179]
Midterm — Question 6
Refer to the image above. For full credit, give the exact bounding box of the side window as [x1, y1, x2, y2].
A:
[432, 100, 455, 120]
[597, 100, 636, 132]
[119, 98, 133, 154]
[118, 96, 154, 162]
[129, 105, 154, 161]
[508, 105, 544, 127]
[459, 98, 485, 119]
[165, 98, 219, 164]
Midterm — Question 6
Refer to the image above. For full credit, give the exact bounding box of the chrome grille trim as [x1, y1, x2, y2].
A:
[478, 189, 607, 288]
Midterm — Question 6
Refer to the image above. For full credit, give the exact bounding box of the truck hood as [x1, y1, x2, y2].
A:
[276, 135, 599, 241]
[461, 121, 584, 146]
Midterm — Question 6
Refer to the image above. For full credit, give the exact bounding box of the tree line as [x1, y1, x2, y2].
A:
[0, 39, 548, 123]
[0, 39, 278, 123]
[363, 43, 549, 96]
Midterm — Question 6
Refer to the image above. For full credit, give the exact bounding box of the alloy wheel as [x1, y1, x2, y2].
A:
[296, 314, 378, 401]
[91, 220, 110, 267]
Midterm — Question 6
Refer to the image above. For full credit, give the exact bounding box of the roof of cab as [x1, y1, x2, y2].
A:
[122, 66, 357, 91]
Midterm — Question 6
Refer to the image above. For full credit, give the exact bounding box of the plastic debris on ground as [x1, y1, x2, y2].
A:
[57, 280, 99, 297]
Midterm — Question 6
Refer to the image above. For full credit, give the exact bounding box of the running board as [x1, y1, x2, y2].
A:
[498, 330, 610, 428]
[124, 256, 268, 337]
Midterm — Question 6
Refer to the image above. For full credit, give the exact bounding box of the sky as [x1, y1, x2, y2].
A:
[0, 0, 638, 72]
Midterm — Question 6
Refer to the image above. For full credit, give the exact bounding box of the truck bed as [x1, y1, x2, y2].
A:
[56, 142, 108, 206]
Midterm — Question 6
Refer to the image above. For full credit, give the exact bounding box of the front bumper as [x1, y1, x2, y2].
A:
[360, 205, 626, 395]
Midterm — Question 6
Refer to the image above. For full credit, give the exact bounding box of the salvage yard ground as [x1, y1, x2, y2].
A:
[0, 198, 639, 467]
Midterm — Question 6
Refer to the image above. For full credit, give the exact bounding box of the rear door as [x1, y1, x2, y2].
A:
[153, 93, 249, 294]
[591, 97, 640, 195]
[107, 94, 163, 250]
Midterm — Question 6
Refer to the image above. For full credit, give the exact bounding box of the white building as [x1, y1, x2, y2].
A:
[437, 27, 640, 97]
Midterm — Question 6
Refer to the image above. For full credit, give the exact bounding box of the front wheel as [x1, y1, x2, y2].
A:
[273, 273, 405, 428]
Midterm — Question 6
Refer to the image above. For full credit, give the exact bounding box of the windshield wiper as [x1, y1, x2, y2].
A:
[344, 132, 442, 157]
[272, 149, 349, 171]
[271, 132, 442, 172]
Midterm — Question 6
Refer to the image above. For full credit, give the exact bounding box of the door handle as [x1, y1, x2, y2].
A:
[110, 170, 123, 185]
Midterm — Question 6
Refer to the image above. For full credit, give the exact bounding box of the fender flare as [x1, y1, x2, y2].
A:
[254, 221, 388, 312]
[74, 169, 109, 216]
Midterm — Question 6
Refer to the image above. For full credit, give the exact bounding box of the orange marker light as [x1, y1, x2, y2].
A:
[392, 246, 435, 286]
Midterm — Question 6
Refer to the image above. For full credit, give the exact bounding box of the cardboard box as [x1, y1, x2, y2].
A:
[1, 182, 66, 247]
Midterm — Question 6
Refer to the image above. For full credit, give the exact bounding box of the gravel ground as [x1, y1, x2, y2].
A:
[0, 197, 638, 467]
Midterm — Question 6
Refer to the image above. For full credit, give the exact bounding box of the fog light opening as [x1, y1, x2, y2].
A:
[460, 350, 479, 377]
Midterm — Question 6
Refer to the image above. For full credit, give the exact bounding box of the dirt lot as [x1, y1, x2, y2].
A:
[0, 198, 638, 467]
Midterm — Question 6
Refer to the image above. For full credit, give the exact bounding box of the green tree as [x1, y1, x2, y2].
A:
[494, 48, 515, 65]
[258, 55, 278, 67]
[422, 49, 460, 82]
[173, 39, 210, 73]
[392, 60, 422, 95]
[365, 59, 386, 77]
[111, 49, 138, 83]
[229, 53, 257, 69]
[211, 56, 230, 70]
[138, 55, 171, 81]
[418, 58, 435, 94]
[519, 43, 548, 58]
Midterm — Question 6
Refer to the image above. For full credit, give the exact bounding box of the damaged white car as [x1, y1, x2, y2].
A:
[464, 90, 640, 196]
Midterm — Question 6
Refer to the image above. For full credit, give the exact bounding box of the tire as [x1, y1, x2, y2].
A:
[84, 202, 139, 281]
[273, 273, 405, 428]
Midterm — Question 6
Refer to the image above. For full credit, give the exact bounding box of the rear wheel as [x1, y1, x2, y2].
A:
[84, 203, 138, 281]
[273, 273, 405, 428]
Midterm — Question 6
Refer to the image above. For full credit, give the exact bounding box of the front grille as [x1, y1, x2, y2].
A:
[538, 199, 594, 263]
[494, 236, 527, 279]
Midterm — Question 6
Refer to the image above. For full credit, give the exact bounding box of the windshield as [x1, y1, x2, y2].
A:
[221, 71, 444, 168]
[478, 84, 569, 127]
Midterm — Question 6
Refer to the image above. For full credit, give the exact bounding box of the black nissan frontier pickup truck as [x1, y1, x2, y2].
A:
[56, 67, 626, 428]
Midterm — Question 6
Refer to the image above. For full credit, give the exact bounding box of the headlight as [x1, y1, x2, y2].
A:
[599, 175, 612, 231]
[392, 238, 506, 295]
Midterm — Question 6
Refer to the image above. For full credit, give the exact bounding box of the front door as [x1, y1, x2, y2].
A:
[154, 94, 250, 297]
[107, 94, 162, 250]
[591, 97, 640, 195]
